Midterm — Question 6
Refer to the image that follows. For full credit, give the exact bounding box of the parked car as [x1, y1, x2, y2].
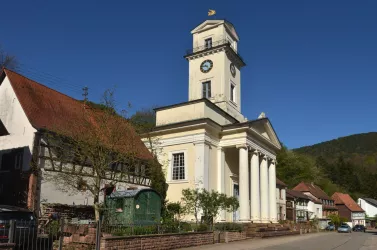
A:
[337, 224, 352, 233]
[325, 224, 335, 231]
[0, 205, 37, 246]
[352, 225, 366, 232]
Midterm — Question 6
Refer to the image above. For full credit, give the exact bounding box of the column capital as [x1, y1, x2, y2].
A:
[261, 154, 268, 160]
[270, 159, 277, 165]
[236, 144, 248, 149]
[250, 149, 260, 155]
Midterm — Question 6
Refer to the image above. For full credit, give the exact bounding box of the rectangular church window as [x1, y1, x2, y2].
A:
[205, 38, 212, 49]
[230, 83, 235, 102]
[202, 81, 211, 98]
[172, 153, 185, 180]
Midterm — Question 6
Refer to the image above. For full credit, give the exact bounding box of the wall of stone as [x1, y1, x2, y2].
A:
[100, 232, 214, 250]
[223, 231, 247, 243]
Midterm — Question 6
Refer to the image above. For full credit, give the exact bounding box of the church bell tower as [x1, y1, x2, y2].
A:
[184, 20, 246, 122]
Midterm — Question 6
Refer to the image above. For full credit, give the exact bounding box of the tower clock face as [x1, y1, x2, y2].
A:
[200, 60, 213, 73]
[230, 63, 236, 77]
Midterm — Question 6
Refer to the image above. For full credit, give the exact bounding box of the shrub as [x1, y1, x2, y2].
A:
[180, 222, 192, 232]
[196, 223, 209, 232]
[214, 223, 243, 232]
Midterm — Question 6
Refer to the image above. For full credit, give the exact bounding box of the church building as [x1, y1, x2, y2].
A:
[144, 20, 282, 223]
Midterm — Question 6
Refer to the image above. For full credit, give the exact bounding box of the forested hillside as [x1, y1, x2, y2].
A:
[295, 132, 377, 172]
[277, 133, 377, 200]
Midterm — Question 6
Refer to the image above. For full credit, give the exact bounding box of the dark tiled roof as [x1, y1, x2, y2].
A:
[293, 182, 332, 200]
[286, 189, 311, 200]
[2, 69, 153, 160]
[332, 192, 364, 212]
[363, 198, 377, 207]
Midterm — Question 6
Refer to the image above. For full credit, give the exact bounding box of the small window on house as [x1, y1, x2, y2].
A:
[205, 38, 212, 49]
[202, 81, 211, 98]
[172, 153, 185, 180]
[230, 83, 236, 103]
[0, 119, 9, 136]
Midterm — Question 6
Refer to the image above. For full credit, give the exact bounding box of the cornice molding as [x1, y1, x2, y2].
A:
[156, 133, 219, 148]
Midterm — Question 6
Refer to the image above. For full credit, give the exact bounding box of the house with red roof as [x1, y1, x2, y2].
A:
[0, 69, 154, 218]
[332, 192, 365, 226]
[293, 182, 338, 228]
[286, 189, 311, 222]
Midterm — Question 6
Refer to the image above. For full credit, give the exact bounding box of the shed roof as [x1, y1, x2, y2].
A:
[108, 188, 159, 199]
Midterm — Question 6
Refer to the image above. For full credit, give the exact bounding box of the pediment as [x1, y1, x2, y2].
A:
[249, 118, 281, 149]
[191, 20, 240, 41]
[191, 20, 223, 34]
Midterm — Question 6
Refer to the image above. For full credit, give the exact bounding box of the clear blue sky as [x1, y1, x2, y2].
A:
[1, 0, 376, 149]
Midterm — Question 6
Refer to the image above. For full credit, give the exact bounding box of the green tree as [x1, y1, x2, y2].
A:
[198, 189, 239, 229]
[166, 202, 183, 222]
[276, 146, 322, 187]
[181, 188, 201, 225]
[129, 107, 168, 211]
[328, 214, 347, 229]
[42, 90, 156, 221]
[181, 188, 239, 230]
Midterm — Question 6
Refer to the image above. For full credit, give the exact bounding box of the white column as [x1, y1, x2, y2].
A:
[217, 147, 226, 221]
[194, 142, 209, 190]
[250, 150, 260, 222]
[260, 155, 269, 222]
[268, 160, 277, 222]
[238, 145, 250, 222]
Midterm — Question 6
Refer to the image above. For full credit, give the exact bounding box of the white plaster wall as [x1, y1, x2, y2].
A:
[308, 201, 323, 219]
[358, 199, 377, 217]
[0, 76, 36, 171]
[188, 52, 226, 101]
[275, 188, 286, 220]
[39, 169, 143, 205]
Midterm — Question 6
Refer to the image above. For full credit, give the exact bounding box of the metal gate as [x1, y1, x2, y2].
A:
[0, 219, 97, 250]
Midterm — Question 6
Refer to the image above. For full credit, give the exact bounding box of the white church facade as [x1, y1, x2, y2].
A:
[144, 20, 282, 223]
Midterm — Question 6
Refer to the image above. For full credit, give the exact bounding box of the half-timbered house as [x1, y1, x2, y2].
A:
[0, 69, 155, 219]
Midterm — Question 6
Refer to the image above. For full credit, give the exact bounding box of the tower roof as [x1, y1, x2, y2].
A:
[191, 19, 239, 41]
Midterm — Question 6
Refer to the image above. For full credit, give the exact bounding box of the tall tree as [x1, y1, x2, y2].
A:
[129, 107, 168, 204]
[42, 90, 153, 220]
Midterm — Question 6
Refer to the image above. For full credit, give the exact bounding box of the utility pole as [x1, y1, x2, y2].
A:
[82, 86, 89, 102]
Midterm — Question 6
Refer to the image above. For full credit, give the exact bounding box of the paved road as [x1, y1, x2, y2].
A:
[186, 231, 377, 250]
